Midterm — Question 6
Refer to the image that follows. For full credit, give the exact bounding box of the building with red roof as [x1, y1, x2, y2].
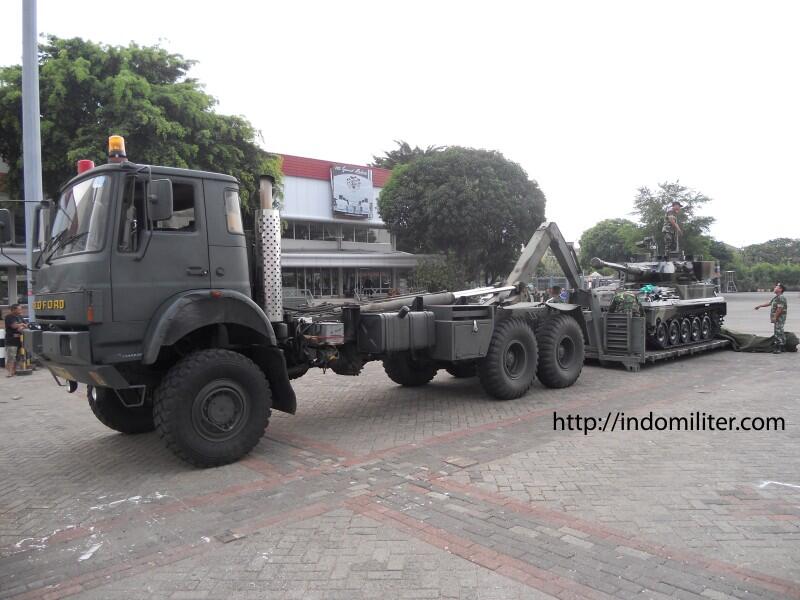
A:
[277, 154, 419, 299]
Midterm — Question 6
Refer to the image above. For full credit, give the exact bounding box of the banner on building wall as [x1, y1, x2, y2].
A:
[331, 165, 373, 218]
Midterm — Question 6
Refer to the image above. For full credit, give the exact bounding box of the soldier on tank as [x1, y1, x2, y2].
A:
[754, 282, 788, 353]
[662, 201, 683, 254]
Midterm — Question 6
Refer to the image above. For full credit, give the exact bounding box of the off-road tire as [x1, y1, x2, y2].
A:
[153, 349, 271, 468]
[383, 353, 438, 387]
[477, 317, 538, 400]
[88, 386, 155, 434]
[536, 314, 584, 389]
[445, 363, 477, 378]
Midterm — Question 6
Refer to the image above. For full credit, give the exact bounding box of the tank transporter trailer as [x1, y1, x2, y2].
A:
[1, 136, 727, 466]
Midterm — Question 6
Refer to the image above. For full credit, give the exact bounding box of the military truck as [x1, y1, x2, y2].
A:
[1, 136, 587, 467]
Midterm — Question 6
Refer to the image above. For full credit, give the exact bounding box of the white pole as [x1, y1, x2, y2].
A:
[21, 0, 42, 320]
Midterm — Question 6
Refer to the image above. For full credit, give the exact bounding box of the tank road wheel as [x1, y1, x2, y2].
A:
[383, 353, 438, 387]
[445, 363, 477, 378]
[690, 317, 702, 342]
[667, 320, 680, 346]
[701, 315, 713, 340]
[88, 386, 155, 434]
[536, 314, 584, 389]
[653, 321, 669, 349]
[478, 318, 538, 400]
[153, 349, 271, 468]
[679, 318, 692, 344]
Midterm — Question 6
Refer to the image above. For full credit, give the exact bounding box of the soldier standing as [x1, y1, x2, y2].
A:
[662, 201, 683, 254]
[548, 286, 565, 303]
[754, 283, 788, 353]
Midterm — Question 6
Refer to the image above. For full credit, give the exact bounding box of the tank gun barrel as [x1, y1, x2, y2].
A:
[590, 257, 647, 276]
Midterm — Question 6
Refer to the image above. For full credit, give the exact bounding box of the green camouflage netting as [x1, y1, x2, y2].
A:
[717, 328, 798, 352]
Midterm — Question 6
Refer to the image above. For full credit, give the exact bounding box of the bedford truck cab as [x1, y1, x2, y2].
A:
[29, 156, 256, 376]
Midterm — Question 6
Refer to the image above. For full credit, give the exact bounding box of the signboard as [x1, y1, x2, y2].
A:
[331, 165, 373, 218]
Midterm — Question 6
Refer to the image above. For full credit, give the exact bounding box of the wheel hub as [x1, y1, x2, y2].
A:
[205, 391, 239, 429]
[556, 336, 575, 368]
[504, 341, 527, 379]
[192, 380, 249, 441]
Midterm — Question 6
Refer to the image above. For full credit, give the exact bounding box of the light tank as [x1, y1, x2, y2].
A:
[591, 239, 726, 350]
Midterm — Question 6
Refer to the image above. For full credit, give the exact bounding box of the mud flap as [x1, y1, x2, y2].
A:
[253, 346, 297, 414]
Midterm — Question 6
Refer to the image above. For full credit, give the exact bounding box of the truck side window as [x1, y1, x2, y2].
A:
[118, 176, 146, 253]
[153, 182, 196, 232]
[224, 189, 244, 235]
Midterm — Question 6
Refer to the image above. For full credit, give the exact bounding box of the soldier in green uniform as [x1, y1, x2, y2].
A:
[661, 201, 683, 254]
[754, 282, 788, 353]
[609, 290, 642, 316]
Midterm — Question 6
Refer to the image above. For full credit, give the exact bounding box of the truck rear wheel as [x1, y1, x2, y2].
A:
[153, 349, 271, 468]
[478, 317, 538, 400]
[383, 353, 438, 387]
[88, 386, 155, 434]
[536, 314, 584, 389]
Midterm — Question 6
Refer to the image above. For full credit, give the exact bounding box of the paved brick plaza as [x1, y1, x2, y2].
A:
[1, 293, 798, 599]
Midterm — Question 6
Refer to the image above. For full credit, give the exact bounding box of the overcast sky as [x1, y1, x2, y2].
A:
[2, 0, 798, 247]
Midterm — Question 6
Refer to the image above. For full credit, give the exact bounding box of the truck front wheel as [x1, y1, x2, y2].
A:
[153, 349, 271, 468]
[88, 386, 155, 434]
[477, 318, 538, 400]
[536, 314, 584, 388]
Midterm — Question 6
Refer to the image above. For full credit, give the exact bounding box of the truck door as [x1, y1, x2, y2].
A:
[112, 175, 211, 322]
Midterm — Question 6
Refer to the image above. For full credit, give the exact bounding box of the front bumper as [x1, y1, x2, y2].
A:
[24, 329, 131, 389]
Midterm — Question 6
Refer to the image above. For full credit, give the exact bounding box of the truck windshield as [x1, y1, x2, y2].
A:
[49, 174, 112, 258]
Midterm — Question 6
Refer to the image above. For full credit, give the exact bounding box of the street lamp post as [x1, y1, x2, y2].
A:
[21, 0, 42, 319]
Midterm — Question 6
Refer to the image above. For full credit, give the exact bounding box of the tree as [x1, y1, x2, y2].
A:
[632, 181, 714, 256]
[742, 238, 800, 265]
[578, 218, 642, 269]
[413, 254, 469, 292]
[378, 147, 546, 283]
[371, 140, 444, 169]
[0, 36, 280, 210]
[708, 238, 738, 269]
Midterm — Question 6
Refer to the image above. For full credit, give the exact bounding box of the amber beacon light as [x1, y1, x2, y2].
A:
[108, 135, 127, 163]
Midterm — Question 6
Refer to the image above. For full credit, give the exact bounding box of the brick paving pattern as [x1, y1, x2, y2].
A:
[0, 293, 797, 599]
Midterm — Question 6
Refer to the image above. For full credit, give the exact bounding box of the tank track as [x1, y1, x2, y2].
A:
[646, 306, 725, 350]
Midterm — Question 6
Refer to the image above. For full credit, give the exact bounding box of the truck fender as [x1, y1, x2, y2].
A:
[142, 289, 277, 365]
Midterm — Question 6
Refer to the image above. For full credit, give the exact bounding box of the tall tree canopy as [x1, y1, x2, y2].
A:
[632, 181, 713, 256]
[578, 218, 642, 269]
[0, 36, 280, 208]
[742, 238, 800, 265]
[378, 147, 546, 283]
[371, 140, 444, 169]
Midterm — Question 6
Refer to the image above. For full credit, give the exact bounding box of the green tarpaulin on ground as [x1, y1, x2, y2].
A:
[718, 327, 798, 352]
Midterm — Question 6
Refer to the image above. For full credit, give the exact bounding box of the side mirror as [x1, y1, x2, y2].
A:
[148, 179, 173, 222]
[0, 209, 13, 244]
